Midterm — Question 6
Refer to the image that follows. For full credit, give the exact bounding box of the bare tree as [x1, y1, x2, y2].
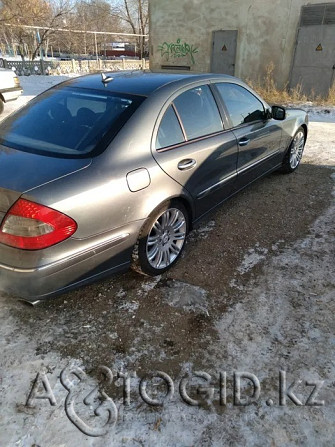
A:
[0, 0, 73, 60]
[51, 0, 122, 56]
[114, 0, 148, 57]
[0, 0, 144, 59]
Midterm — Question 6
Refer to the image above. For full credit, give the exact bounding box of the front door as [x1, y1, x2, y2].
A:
[214, 81, 284, 187]
[211, 30, 238, 76]
[232, 122, 284, 187]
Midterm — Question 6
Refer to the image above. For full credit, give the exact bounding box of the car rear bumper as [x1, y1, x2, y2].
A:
[0, 220, 144, 301]
[1, 86, 23, 102]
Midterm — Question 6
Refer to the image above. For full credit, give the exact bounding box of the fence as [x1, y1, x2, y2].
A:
[0, 58, 149, 76]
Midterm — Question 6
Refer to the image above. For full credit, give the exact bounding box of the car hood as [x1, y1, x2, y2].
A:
[0, 144, 91, 211]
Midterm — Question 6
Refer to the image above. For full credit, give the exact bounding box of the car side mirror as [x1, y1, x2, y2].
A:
[271, 105, 286, 121]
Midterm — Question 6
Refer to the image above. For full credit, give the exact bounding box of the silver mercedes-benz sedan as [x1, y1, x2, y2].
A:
[0, 72, 308, 301]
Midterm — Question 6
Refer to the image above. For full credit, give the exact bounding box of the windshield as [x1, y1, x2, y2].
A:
[0, 86, 145, 157]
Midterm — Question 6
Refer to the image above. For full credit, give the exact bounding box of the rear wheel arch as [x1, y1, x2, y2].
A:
[173, 196, 194, 230]
[144, 195, 194, 230]
[131, 197, 192, 276]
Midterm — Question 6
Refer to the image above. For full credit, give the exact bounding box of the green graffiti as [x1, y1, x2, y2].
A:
[158, 38, 198, 64]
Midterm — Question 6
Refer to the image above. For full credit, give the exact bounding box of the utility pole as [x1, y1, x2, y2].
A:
[94, 32, 98, 61]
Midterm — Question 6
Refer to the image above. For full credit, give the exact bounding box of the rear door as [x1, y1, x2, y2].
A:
[214, 82, 284, 187]
[152, 84, 238, 218]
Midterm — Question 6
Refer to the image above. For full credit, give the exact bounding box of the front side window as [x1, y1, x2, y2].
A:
[0, 87, 145, 157]
[156, 105, 185, 149]
[215, 83, 265, 128]
[173, 85, 223, 140]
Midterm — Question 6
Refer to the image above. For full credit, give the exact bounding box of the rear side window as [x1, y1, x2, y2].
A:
[0, 87, 145, 157]
[215, 83, 264, 127]
[173, 85, 223, 140]
[156, 105, 185, 149]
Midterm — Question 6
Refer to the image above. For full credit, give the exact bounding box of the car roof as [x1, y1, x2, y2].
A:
[58, 71, 236, 96]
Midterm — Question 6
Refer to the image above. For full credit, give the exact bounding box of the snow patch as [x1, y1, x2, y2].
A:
[237, 244, 269, 274]
[140, 276, 161, 294]
[190, 220, 215, 240]
[287, 104, 335, 123]
[1, 75, 79, 120]
[161, 280, 209, 315]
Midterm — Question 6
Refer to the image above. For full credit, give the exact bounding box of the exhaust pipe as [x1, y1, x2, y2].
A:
[19, 298, 41, 307]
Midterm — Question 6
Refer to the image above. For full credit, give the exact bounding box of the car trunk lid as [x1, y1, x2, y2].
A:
[0, 144, 91, 215]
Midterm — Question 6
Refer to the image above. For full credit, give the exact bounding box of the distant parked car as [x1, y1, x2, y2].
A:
[0, 68, 23, 114]
[0, 72, 308, 302]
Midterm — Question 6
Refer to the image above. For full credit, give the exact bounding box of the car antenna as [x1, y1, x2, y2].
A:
[101, 73, 113, 85]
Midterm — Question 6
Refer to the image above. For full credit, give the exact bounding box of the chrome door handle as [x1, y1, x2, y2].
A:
[177, 159, 197, 170]
[239, 138, 250, 147]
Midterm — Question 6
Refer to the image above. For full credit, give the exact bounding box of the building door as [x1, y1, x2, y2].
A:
[290, 3, 335, 97]
[210, 30, 237, 75]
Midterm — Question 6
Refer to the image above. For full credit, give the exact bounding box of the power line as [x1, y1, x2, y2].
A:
[4, 23, 148, 38]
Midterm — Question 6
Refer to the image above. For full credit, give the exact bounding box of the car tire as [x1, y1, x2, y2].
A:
[0, 99, 4, 115]
[280, 127, 306, 174]
[132, 201, 189, 276]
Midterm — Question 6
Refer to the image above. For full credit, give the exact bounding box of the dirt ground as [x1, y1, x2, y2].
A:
[0, 78, 334, 446]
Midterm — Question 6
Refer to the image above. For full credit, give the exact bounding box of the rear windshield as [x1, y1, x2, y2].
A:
[0, 86, 145, 157]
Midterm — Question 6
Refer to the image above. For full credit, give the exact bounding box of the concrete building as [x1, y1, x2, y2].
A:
[149, 0, 335, 96]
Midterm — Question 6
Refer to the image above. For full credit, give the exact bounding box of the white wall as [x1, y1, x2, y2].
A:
[150, 0, 335, 87]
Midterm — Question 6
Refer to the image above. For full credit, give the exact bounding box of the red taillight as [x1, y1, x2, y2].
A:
[0, 199, 77, 250]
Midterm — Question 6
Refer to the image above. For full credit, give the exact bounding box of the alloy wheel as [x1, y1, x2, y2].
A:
[289, 130, 305, 169]
[146, 208, 187, 269]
